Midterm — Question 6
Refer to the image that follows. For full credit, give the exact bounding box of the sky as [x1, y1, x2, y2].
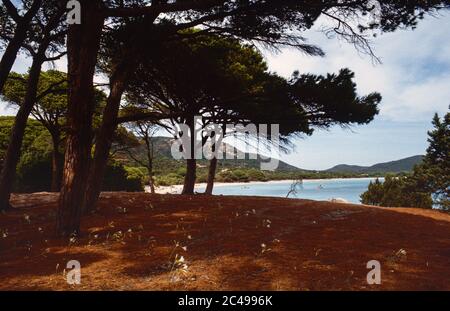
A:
[1, 10, 449, 170]
[264, 12, 450, 170]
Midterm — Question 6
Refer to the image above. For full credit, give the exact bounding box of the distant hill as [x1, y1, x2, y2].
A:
[325, 155, 424, 174]
[116, 136, 423, 175]
[115, 136, 302, 172]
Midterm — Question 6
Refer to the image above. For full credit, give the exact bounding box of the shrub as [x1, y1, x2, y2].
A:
[102, 161, 144, 192]
[156, 173, 184, 186]
[361, 175, 432, 208]
[15, 152, 52, 193]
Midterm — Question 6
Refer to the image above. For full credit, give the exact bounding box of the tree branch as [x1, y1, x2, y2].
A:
[103, 0, 224, 17]
[2, 0, 21, 23]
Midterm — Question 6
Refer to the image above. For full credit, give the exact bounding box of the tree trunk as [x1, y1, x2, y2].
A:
[182, 117, 197, 195]
[0, 0, 41, 92]
[148, 162, 155, 194]
[50, 131, 63, 192]
[205, 157, 217, 195]
[83, 62, 130, 213]
[182, 159, 197, 195]
[0, 52, 44, 211]
[57, 0, 104, 236]
[146, 139, 155, 194]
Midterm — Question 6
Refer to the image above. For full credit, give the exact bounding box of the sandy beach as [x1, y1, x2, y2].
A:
[151, 177, 380, 194]
[152, 179, 296, 194]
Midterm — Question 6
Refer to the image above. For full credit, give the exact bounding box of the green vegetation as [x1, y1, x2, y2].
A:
[0, 115, 426, 193]
[326, 155, 424, 174]
[142, 160, 386, 187]
[0, 116, 142, 193]
[361, 175, 432, 208]
[116, 135, 392, 188]
[361, 111, 449, 209]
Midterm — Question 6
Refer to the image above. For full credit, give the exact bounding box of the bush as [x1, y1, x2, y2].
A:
[156, 173, 184, 186]
[15, 152, 52, 193]
[361, 176, 432, 208]
[232, 169, 250, 182]
[246, 168, 269, 181]
[216, 170, 235, 182]
[15, 156, 144, 193]
[102, 161, 144, 192]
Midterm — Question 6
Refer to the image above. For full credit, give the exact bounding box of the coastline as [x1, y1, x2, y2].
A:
[151, 176, 382, 194]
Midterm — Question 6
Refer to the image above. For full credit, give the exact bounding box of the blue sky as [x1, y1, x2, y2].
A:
[265, 11, 450, 170]
[1, 11, 449, 170]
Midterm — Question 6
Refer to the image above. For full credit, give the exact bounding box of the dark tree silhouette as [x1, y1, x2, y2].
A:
[124, 35, 275, 195]
[58, 0, 449, 235]
[124, 35, 381, 195]
[0, 2, 66, 211]
[1, 70, 67, 192]
[0, 0, 42, 92]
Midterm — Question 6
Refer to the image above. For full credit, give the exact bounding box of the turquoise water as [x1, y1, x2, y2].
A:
[197, 177, 383, 204]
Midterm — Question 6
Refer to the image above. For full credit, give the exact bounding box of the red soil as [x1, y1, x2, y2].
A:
[0, 192, 449, 290]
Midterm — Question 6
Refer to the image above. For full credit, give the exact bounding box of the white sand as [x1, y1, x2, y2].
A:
[151, 177, 378, 194]
[151, 180, 295, 194]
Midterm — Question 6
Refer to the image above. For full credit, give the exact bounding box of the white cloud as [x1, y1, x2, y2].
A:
[264, 11, 450, 122]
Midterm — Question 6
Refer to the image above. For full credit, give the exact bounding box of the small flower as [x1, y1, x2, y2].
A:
[24, 214, 31, 224]
[110, 231, 125, 242]
[396, 249, 407, 257]
[116, 206, 127, 214]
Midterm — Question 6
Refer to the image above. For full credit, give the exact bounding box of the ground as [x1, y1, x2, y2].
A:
[0, 192, 449, 290]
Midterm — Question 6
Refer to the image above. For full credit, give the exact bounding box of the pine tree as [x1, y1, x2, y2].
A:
[421, 110, 450, 209]
[361, 109, 449, 209]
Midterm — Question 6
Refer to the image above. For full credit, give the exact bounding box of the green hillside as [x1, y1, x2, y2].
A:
[325, 155, 424, 174]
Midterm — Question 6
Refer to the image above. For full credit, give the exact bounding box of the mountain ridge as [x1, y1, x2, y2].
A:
[324, 155, 424, 174]
[118, 136, 424, 174]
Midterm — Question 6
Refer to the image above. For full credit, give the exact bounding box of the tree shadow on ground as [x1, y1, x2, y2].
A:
[1, 192, 449, 290]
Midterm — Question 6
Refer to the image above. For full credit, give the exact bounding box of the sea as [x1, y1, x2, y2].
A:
[195, 177, 384, 204]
